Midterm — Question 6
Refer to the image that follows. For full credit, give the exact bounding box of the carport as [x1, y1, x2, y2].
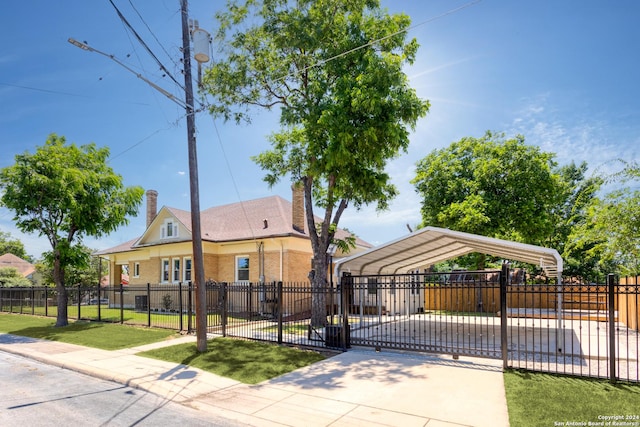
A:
[334, 226, 562, 277]
[334, 226, 565, 353]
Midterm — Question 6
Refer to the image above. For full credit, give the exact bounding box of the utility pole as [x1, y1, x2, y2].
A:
[69, 1, 209, 351]
[181, 0, 207, 352]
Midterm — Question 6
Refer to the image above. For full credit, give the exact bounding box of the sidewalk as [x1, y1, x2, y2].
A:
[0, 333, 509, 426]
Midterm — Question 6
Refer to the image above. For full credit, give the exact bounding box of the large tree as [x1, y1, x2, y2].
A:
[412, 132, 564, 269]
[567, 162, 640, 278]
[568, 189, 640, 277]
[549, 162, 603, 279]
[203, 0, 429, 326]
[0, 134, 143, 326]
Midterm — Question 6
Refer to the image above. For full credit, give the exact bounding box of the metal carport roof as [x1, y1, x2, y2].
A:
[335, 226, 563, 277]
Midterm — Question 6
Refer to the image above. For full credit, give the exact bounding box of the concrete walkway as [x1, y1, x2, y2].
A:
[0, 333, 509, 426]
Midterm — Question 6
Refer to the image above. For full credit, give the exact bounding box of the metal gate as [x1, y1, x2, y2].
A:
[341, 269, 639, 383]
[343, 269, 505, 359]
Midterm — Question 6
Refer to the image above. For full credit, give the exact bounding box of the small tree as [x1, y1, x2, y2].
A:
[204, 0, 429, 326]
[0, 267, 32, 287]
[0, 134, 143, 326]
[37, 245, 108, 303]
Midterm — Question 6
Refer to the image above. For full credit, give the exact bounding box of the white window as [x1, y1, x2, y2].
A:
[161, 259, 169, 283]
[172, 259, 181, 282]
[133, 262, 140, 278]
[183, 257, 192, 282]
[161, 220, 178, 239]
[236, 256, 250, 282]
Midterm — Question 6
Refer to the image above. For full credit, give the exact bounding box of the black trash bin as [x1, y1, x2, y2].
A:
[325, 325, 350, 348]
[135, 295, 148, 311]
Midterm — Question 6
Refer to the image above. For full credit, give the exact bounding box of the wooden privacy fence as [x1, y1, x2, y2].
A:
[423, 284, 615, 314]
[619, 276, 639, 331]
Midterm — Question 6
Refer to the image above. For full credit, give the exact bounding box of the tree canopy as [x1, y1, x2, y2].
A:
[566, 162, 640, 277]
[412, 132, 563, 247]
[0, 134, 143, 326]
[203, 0, 429, 325]
[0, 231, 30, 261]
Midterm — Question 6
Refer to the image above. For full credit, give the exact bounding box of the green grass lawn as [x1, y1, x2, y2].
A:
[0, 312, 179, 350]
[0, 312, 327, 384]
[138, 337, 326, 384]
[504, 370, 640, 427]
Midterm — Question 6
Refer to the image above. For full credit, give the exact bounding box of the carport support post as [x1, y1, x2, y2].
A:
[500, 262, 509, 369]
[556, 272, 564, 354]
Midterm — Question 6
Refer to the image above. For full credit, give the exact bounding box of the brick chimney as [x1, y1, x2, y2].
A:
[146, 189, 158, 228]
[291, 183, 305, 233]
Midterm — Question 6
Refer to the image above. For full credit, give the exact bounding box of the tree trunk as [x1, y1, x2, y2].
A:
[53, 251, 68, 327]
[310, 256, 328, 327]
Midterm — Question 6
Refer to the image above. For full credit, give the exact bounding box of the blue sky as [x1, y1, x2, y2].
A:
[1, 0, 639, 259]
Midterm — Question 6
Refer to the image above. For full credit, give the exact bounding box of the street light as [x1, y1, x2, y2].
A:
[67, 38, 187, 109]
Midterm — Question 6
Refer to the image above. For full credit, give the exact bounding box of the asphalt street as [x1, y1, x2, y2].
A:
[0, 351, 243, 427]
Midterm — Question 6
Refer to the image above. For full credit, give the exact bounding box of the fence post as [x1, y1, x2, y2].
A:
[277, 281, 283, 344]
[44, 287, 48, 317]
[31, 286, 35, 315]
[147, 283, 152, 328]
[221, 282, 228, 337]
[178, 282, 184, 332]
[248, 282, 253, 318]
[608, 273, 617, 383]
[500, 262, 509, 370]
[97, 281, 101, 321]
[77, 284, 81, 320]
[188, 282, 193, 334]
[341, 272, 352, 350]
[119, 283, 124, 324]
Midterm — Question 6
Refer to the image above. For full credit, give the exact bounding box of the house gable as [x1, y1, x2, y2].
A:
[0, 253, 35, 278]
[135, 206, 192, 247]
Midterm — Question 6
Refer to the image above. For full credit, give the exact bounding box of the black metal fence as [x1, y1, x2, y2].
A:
[1, 270, 639, 383]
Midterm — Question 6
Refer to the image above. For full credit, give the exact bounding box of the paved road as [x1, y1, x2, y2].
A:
[0, 351, 244, 427]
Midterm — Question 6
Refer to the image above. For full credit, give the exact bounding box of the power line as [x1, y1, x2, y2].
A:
[107, 0, 185, 93]
[107, 126, 177, 162]
[0, 82, 90, 98]
[127, 0, 182, 72]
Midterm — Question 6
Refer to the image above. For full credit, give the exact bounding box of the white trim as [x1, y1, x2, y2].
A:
[133, 262, 140, 278]
[172, 258, 181, 283]
[160, 219, 179, 240]
[183, 257, 192, 283]
[235, 255, 250, 282]
[161, 258, 170, 283]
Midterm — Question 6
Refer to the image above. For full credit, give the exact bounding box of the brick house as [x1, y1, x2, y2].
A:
[95, 187, 371, 287]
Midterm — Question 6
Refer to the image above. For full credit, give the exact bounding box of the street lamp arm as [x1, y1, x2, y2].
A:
[67, 38, 188, 109]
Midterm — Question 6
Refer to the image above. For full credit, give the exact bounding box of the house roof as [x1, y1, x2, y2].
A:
[96, 195, 370, 255]
[0, 253, 36, 277]
[335, 226, 563, 277]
